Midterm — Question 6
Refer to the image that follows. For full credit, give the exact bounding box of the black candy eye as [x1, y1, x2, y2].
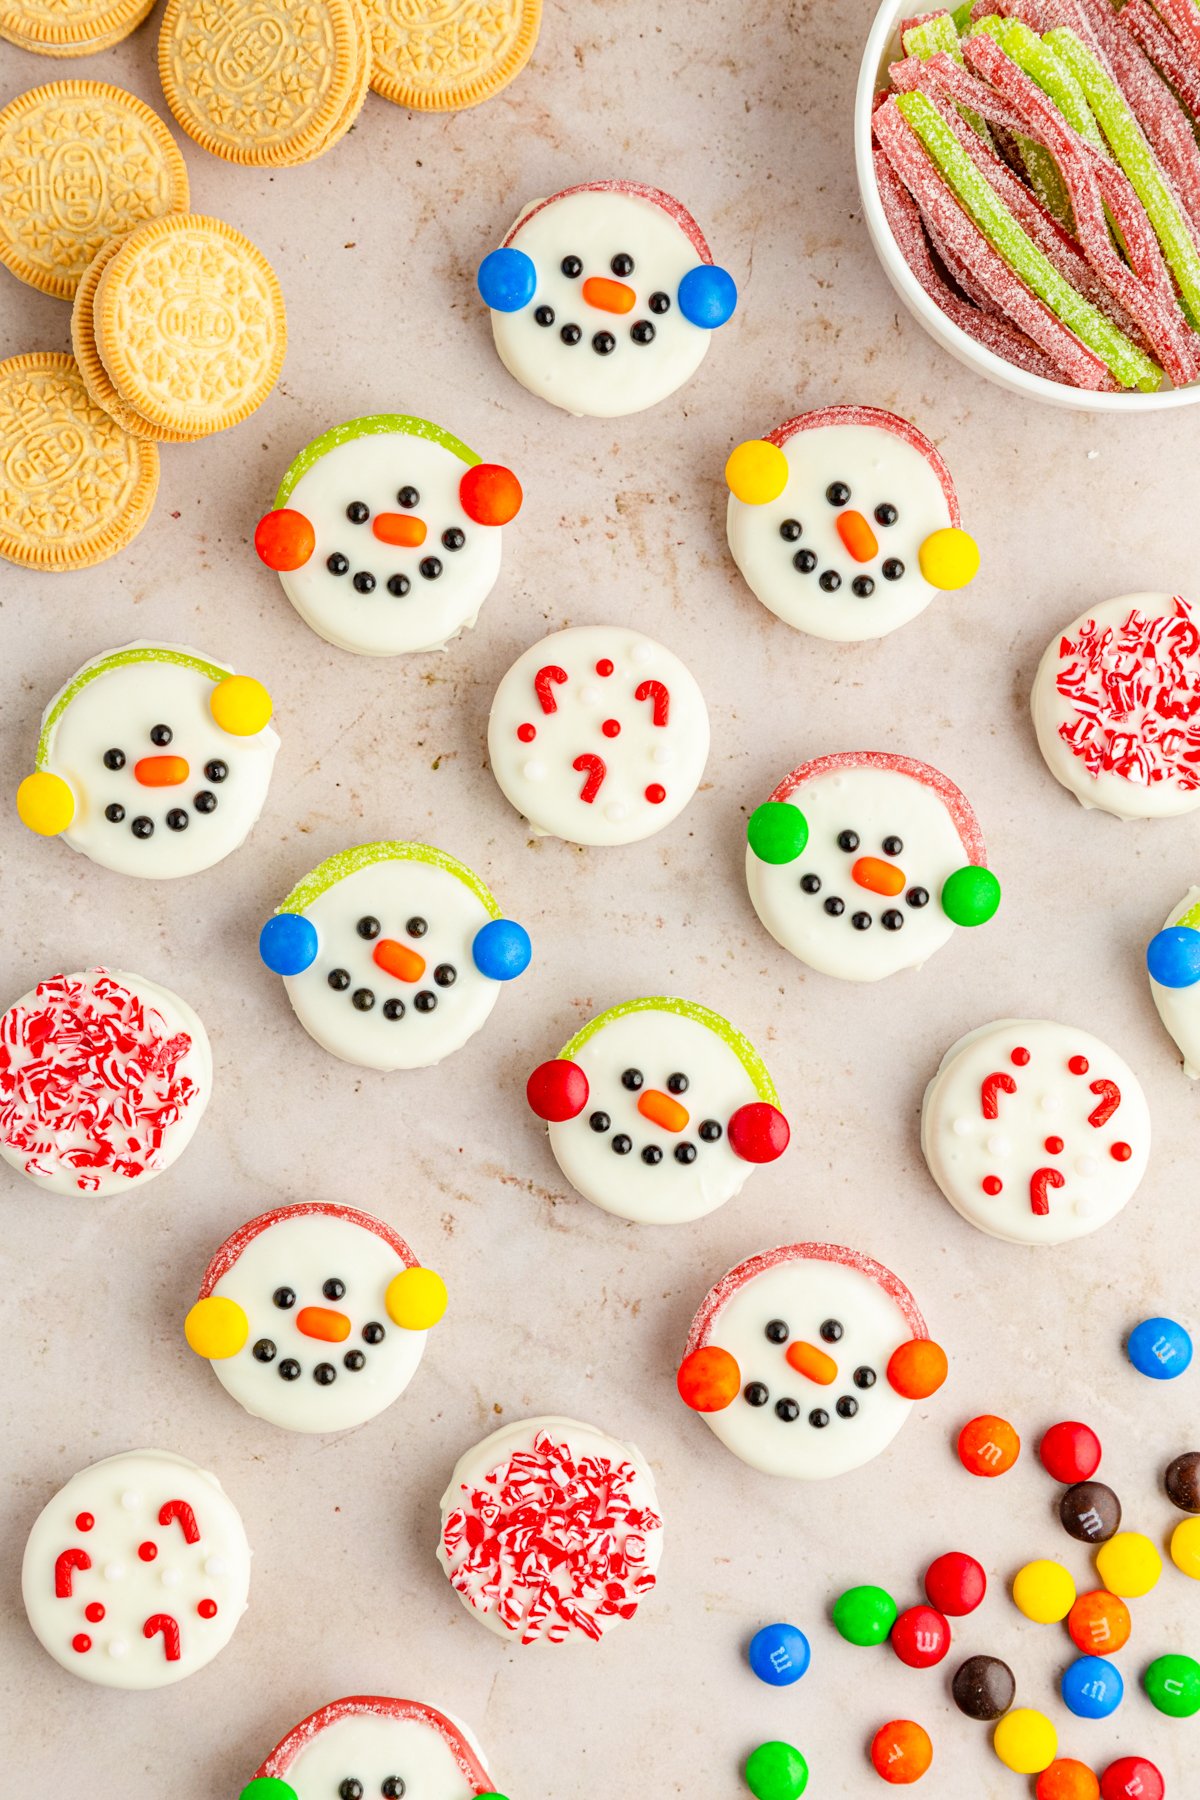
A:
[826, 482, 850, 506]
[611, 252, 634, 275]
[387, 574, 410, 596]
[273, 1287, 295, 1309]
[648, 291, 670, 313]
[875, 503, 898, 525]
[854, 1366, 877, 1389]
[561, 255, 582, 277]
[433, 964, 456, 986]
[666, 1073, 688, 1094]
[103, 748, 125, 770]
[356, 915, 380, 939]
[776, 1399, 800, 1422]
[882, 558, 905, 580]
[800, 874, 820, 893]
[205, 759, 228, 782]
[328, 969, 350, 990]
[534, 304, 555, 326]
[765, 1319, 788, 1344]
[744, 1382, 769, 1407]
[883, 836, 903, 855]
[589, 1111, 610, 1133]
[322, 1278, 345, 1300]
[699, 1120, 722, 1142]
[820, 1319, 843, 1343]
[346, 501, 369, 524]
[397, 486, 419, 508]
[621, 1068, 643, 1091]
[382, 1780, 406, 1798]
[340, 1778, 363, 1798]
[779, 520, 801, 542]
[419, 557, 442, 580]
[442, 528, 465, 551]
[406, 916, 427, 937]
[327, 552, 349, 575]
[837, 830, 859, 851]
[149, 724, 172, 746]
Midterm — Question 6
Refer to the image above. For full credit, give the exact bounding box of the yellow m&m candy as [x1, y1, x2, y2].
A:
[1012, 1559, 1076, 1624]
[725, 438, 788, 507]
[386, 1266, 448, 1330]
[16, 770, 74, 836]
[918, 525, 980, 590]
[184, 1295, 249, 1359]
[1170, 1515, 1200, 1579]
[1096, 1531, 1162, 1598]
[994, 1709, 1057, 1775]
[210, 673, 273, 736]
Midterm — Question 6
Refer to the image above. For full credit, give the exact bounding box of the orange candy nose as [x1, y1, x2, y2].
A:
[637, 1088, 690, 1132]
[373, 938, 426, 983]
[852, 855, 905, 896]
[372, 512, 427, 547]
[785, 1340, 838, 1385]
[835, 509, 879, 562]
[296, 1306, 351, 1342]
[582, 275, 636, 314]
[134, 755, 189, 787]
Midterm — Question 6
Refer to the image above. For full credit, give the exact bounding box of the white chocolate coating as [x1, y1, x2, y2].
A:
[488, 625, 709, 845]
[1150, 887, 1200, 1077]
[38, 643, 278, 878]
[21, 1449, 250, 1689]
[277, 423, 504, 656]
[921, 1019, 1151, 1246]
[0, 967, 211, 1197]
[202, 1207, 429, 1434]
[490, 188, 715, 417]
[727, 419, 953, 642]
[1032, 593, 1200, 819]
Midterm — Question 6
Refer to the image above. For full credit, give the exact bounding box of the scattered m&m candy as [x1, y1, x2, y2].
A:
[1040, 1420, 1102, 1484]
[1165, 1449, 1200, 1512]
[1126, 1316, 1193, 1380]
[951, 1654, 1015, 1721]
[832, 1584, 897, 1647]
[1059, 1481, 1121, 1544]
[748, 1622, 810, 1687]
[1013, 1559, 1076, 1624]
[1095, 1532, 1162, 1599]
[870, 1719, 933, 1785]
[958, 1414, 1020, 1477]
[745, 1739, 808, 1800]
[923, 1551, 986, 1616]
[1099, 1756, 1165, 1800]
[993, 1708, 1058, 1776]
[1170, 1515, 1200, 1579]
[1037, 1762, 1101, 1800]
[1068, 1589, 1131, 1656]
[1061, 1654, 1124, 1720]
[1143, 1651, 1200, 1717]
[890, 1605, 950, 1670]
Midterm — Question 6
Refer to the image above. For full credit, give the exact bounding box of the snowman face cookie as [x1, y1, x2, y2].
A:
[254, 415, 522, 657]
[16, 644, 278, 878]
[488, 625, 710, 845]
[242, 1696, 500, 1800]
[922, 1020, 1151, 1246]
[1032, 593, 1200, 819]
[526, 997, 790, 1223]
[21, 1449, 250, 1689]
[259, 843, 531, 1072]
[476, 181, 737, 418]
[0, 967, 211, 1197]
[678, 1244, 946, 1480]
[725, 406, 979, 643]
[185, 1204, 446, 1435]
[1148, 887, 1200, 1077]
[746, 751, 1000, 982]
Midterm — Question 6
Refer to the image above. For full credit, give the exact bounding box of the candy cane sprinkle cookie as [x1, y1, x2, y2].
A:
[72, 238, 195, 444]
[0, 83, 188, 300]
[725, 406, 980, 643]
[240, 1695, 503, 1800]
[365, 0, 540, 110]
[0, 967, 211, 1197]
[488, 624, 710, 846]
[745, 751, 1001, 982]
[0, 0, 156, 57]
[17, 643, 279, 879]
[921, 1019, 1151, 1246]
[93, 215, 287, 439]
[437, 1416, 664, 1644]
[1033, 593, 1200, 819]
[477, 181, 738, 417]
[1148, 888, 1200, 1077]
[526, 997, 790, 1224]
[0, 353, 159, 570]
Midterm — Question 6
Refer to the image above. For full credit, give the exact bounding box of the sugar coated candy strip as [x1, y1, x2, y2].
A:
[1121, 0, 1200, 124]
[1146, 0, 1200, 68]
[891, 89, 1162, 385]
[903, 8, 997, 141]
[973, 14, 1104, 143]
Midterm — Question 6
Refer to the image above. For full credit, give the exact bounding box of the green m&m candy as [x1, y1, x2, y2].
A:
[1144, 1652, 1200, 1716]
[832, 1583, 898, 1646]
[745, 1739, 809, 1800]
[239, 1781, 298, 1800]
[747, 801, 808, 865]
[941, 864, 1001, 927]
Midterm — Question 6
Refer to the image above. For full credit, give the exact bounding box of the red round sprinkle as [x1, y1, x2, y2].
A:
[924, 1550, 986, 1617]
[982, 1175, 1002, 1195]
[645, 783, 666, 804]
[1039, 1419, 1102, 1484]
[75, 1512, 94, 1532]
[890, 1603, 951, 1668]
[602, 719, 621, 738]
[197, 1598, 218, 1619]
[72, 1634, 91, 1654]
[1069, 1055, 1090, 1074]
[595, 659, 614, 676]
[1111, 1142, 1132, 1162]
[1045, 1136, 1064, 1154]
[516, 723, 536, 743]
[84, 1602, 105, 1623]
[137, 1541, 158, 1563]
[1011, 1046, 1030, 1065]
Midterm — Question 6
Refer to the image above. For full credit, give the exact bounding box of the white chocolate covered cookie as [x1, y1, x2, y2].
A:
[921, 1019, 1151, 1246]
[185, 1203, 446, 1435]
[526, 997, 789, 1224]
[1148, 887, 1200, 1077]
[16, 643, 278, 878]
[259, 842, 531, 1071]
[21, 1449, 250, 1689]
[745, 751, 1000, 982]
[725, 405, 979, 642]
[677, 1244, 947, 1480]
[488, 624, 709, 845]
[1032, 593, 1200, 818]
[240, 1695, 501, 1800]
[254, 415, 522, 657]
[0, 967, 211, 1197]
[437, 1416, 664, 1644]
[476, 181, 737, 417]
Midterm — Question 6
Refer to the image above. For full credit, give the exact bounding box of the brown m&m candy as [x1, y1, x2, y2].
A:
[1059, 1480, 1121, 1543]
[952, 1654, 1015, 1721]
[1165, 1451, 1200, 1514]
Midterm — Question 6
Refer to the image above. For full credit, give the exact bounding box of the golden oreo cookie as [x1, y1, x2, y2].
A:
[0, 83, 189, 302]
[158, 0, 362, 168]
[93, 214, 287, 438]
[71, 238, 196, 444]
[0, 0, 156, 57]
[364, 0, 540, 111]
[0, 353, 159, 570]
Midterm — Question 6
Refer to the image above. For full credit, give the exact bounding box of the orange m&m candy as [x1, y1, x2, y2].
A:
[254, 507, 314, 571]
[870, 1719, 933, 1784]
[459, 462, 522, 526]
[957, 1414, 1020, 1477]
[888, 1339, 948, 1399]
[676, 1345, 739, 1412]
[1068, 1589, 1131, 1656]
[1037, 1760, 1100, 1800]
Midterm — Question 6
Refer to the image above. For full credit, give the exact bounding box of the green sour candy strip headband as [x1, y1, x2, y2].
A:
[37, 646, 230, 769]
[559, 996, 780, 1105]
[276, 841, 501, 920]
[275, 414, 482, 507]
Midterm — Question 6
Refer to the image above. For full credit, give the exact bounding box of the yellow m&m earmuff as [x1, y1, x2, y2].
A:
[725, 439, 789, 507]
[210, 674, 273, 736]
[385, 1266, 448, 1331]
[918, 527, 980, 591]
[184, 1295, 250, 1360]
[16, 769, 75, 837]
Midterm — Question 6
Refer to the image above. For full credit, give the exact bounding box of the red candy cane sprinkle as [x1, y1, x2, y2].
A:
[441, 1427, 663, 1645]
[533, 665, 568, 714]
[1056, 597, 1200, 790]
[55, 1547, 91, 1597]
[144, 1614, 182, 1661]
[572, 754, 606, 804]
[634, 678, 670, 725]
[1088, 1079, 1122, 1128]
[158, 1499, 200, 1544]
[980, 1070, 1016, 1118]
[0, 970, 197, 1192]
[1031, 1167, 1066, 1216]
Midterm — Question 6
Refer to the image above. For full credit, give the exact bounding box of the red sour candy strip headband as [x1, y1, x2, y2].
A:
[766, 406, 962, 525]
[771, 750, 989, 867]
[197, 1202, 418, 1297]
[502, 180, 715, 262]
[252, 1696, 496, 1793]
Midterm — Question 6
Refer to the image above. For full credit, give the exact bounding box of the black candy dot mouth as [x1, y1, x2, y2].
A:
[323, 492, 465, 596]
[796, 830, 930, 932]
[744, 1316, 875, 1427]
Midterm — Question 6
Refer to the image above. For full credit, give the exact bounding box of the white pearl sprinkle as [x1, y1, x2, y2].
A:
[630, 642, 652, 664]
[120, 1490, 140, 1510]
[103, 1562, 125, 1582]
[605, 802, 629, 822]
[108, 1639, 129, 1660]
[652, 745, 674, 766]
[204, 1556, 227, 1578]
[1075, 1154, 1099, 1177]
[952, 1117, 971, 1137]
[579, 685, 601, 706]
[160, 1566, 181, 1588]
[986, 1133, 1010, 1157]
[521, 760, 545, 781]
[1074, 1193, 1101, 1217]
[1039, 1093, 1063, 1113]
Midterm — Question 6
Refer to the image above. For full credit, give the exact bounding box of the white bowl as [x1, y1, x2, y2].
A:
[854, 0, 1200, 411]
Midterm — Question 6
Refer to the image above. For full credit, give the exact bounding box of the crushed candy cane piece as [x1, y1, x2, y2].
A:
[1055, 595, 1200, 787]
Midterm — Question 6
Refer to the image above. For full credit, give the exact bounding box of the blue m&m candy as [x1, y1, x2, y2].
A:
[1127, 1316, 1193, 1380]
[748, 1622, 810, 1687]
[1062, 1654, 1124, 1719]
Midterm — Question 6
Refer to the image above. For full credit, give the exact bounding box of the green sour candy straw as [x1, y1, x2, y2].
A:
[894, 89, 1162, 389]
[903, 9, 993, 143]
[972, 15, 1104, 146]
[1047, 26, 1200, 327]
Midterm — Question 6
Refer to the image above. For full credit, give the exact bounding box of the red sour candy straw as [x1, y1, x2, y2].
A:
[874, 97, 1118, 387]
[1143, 0, 1200, 70]
[1121, 0, 1200, 124]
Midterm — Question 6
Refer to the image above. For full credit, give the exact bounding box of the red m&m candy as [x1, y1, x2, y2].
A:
[1099, 1757, 1164, 1800]
[1040, 1420, 1102, 1484]
[924, 1551, 986, 1617]
[890, 1605, 950, 1669]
